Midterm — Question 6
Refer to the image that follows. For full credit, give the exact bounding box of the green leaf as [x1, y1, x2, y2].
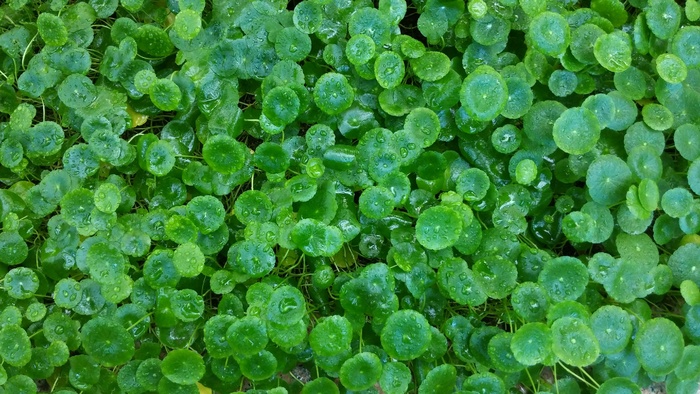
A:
[646, 0, 681, 39]
[346, 34, 376, 66]
[202, 135, 246, 174]
[144, 139, 176, 177]
[93, 183, 121, 213]
[415, 206, 463, 250]
[135, 358, 162, 391]
[418, 364, 457, 394]
[238, 350, 277, 381]
[597, 377, 642, 394]
[266, 285, 306, 326]
[551, 317, 600, 367]
[173, 9, 202, 40]
[668, 243, 700, 287]
[590, 305, 633, 355]
[548, 69, 577, 97]
[339, 352, 382, 391]
[149, 79, 181, 111]
[671, 26, 700, 68]
[37, 13, 68, 46]
[675, 345, 700, 380]
[473, 255, 518, 299]
[613, 67, 647, 101]
[460, 65, 508, 121]
[263, 86, 300, 126]
[379, 361, 411, 394]
[487, 332, 526, 372]
[134, 24, 174, 57]
[4, 267, 40, 299]
[26, 121, 65, 159]
[161, 349, 205, 385]
[674, 123, 700, 161]
[410, 51, 451, 82]
[53, 278, 83, 309]
[502, 77, 534, 120]
[171, 288, 204, 321]
[656, 53, 687, 83]
[359, 185, 395, 219]
[293, 1, 323, 34]
[510, 323, 554, 366]
[85, 242, 127, 284]
[417, 8, 448, 42]
[291, 219, 344, 257]
[616, 233, 658, 270]
[437, 257, 487, 306]
[405, 107, 440, 148]
[463, 372, 505, 394]
[511, 282, 549, 322]
[471, 14, 510, 46]
[641, 103, 674, 131]
[186, 195, 225, 235]
[226, 316, 268, 356]
[302, 378, 339, 394]
[633, 317, 684, 375]
[381, 310, 431, 360]
[0, 231, 28, 265]
[58, 74, 97, 109]
[553, 107, 601, 155]
[594, 31, 632, 72]
[254, 142, 290, 173]
[0, 325, 31, 367]
[586, 155, 633, 205]
[313, 73, 354, 115]
[143, 249, 181, 288]
[80, 317, 135, 367]
[661, 187, 694, 218]
[538, 257, 589, 303]
[349, 7, 392, 45]
[528, 12, 571, 57]
[310, 315, 353, 357]
[227, 240, 275, 278]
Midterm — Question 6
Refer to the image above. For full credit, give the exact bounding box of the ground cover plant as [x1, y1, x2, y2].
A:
[1, 0, 700, 393]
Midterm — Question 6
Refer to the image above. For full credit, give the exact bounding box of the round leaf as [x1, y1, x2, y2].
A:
[551, 317, 600, 367]
[339, 352, 382, 391]
[161, 349, 205, 385]
[380, 310, 431, 360]
[415, 206, 463, 250]
[553, 107, 601, 155]
[633, 317, 684, 375]
[80, 317, 135, 367]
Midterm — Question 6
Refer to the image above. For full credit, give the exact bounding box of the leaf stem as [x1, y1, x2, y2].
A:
[126, 312, 153, 331]
[21, 33, 38, 70]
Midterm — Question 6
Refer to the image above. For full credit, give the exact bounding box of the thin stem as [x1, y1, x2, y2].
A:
[21, 33, 38, 70]
[288, 371, 305, 385]
[126, 313, 152, 331]
[524, 367, 539, 393]
[557, 362, 599, 390]
[578, 366, 600, 389]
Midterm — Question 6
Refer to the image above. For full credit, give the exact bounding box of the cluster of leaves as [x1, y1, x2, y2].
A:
[2, 0, 700, 393]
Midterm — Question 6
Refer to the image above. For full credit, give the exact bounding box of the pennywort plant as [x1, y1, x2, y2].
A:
[1, 0, 700, 393]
